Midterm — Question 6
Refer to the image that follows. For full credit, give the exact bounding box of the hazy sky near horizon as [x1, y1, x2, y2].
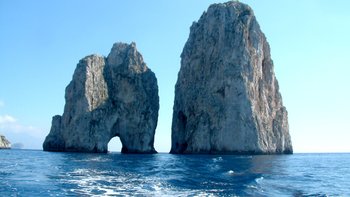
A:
[1, 0, 349, 153]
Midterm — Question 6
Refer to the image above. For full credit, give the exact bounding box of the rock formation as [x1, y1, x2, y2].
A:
[171, 2, 293, 154]
[11, 143, 24, 149]
[0, 134, 11, 149]
[43, 42, 159, 153]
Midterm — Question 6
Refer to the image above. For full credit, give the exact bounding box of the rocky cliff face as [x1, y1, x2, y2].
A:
[171, 2, 292, 154]
[43, 42, 159, 153]
[0, 135, 11, 149]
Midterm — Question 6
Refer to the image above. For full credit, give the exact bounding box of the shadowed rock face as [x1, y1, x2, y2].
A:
[171, 2, 292, 154]
[0, 135, 11, 149]
[43, 42, 159, 153]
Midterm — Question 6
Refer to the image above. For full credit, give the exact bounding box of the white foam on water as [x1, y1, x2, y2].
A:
[255, 176, 264, 183]
[63, 167, 233, 196]
[228, 170, 235, 175]
[73, 156, 112, 163]
[212, 157, 223, 162]
[96, 186, 119, 196]
[65, 168, 174, 196]
[193, 192, 217, 197]
[247, 184, 258, 189]
[152, 182, 162, 192]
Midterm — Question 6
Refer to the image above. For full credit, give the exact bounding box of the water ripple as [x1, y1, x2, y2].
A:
[0, 150, 349, 196]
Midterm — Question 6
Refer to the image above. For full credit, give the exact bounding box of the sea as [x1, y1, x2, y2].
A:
[0, 149, 349, 196]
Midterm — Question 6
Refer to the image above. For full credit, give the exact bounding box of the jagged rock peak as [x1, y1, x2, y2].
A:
[43, 42, 159, 153]
[107, 42, 148, 73]
[171, 1, 293, 154]
[0, 134, 11, 149]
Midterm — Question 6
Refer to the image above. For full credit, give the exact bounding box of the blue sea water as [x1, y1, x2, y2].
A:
[0, 150, 349, 196]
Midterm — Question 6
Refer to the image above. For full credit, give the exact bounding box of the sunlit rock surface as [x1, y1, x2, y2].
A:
[0, 134, 11, 149]
[43, 42, 159, 153]
[171, 2, 293, 154]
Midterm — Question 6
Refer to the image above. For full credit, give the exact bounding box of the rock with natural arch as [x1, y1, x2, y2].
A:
[43, 42, 159, 153]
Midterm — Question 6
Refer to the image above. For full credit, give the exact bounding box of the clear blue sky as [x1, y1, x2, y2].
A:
[0, 0, 349, 153]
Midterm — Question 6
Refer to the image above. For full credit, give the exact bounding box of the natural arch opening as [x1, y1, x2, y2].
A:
[108, 136, 123, 153]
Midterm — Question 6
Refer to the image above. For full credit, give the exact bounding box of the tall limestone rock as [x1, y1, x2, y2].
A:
[43, 42, 159, 153]
[0, 134, 11, 149]
[171, 2, 292, 154]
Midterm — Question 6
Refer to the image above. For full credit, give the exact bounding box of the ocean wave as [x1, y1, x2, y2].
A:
[228, 170, 235, 175]
[212, 157, 223, 162]
[255, 176, 264, 183]
[1, 150, 349, 196]
[71, 156, 112, 163]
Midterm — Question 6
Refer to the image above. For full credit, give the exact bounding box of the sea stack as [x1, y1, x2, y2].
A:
[0, 134, 11, 149]
[43, 42, 159, 153]
[171, 2, 292, 154]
